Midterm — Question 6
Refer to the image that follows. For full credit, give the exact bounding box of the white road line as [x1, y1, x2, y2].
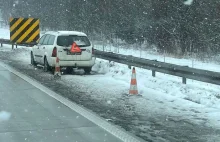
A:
[0, 62, 144, 142]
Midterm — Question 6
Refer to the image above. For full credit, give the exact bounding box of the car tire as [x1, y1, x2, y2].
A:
[66, 67, 73, 74]
[84, 67, 92, 74]
[51, 67, 55, 74]
[44, 58, 50, 72]
[31, 52, 37, 66]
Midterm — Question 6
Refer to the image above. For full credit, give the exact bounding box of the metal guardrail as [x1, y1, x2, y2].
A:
[94, 50, 220, 85]
[0, 39, 35, 48]
[1, 38, 220, 85]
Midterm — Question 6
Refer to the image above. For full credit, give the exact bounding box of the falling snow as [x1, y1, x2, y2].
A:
[184, 0, 193, 5]
[107, 100, 112, 104]
[0, 111, 11, 121]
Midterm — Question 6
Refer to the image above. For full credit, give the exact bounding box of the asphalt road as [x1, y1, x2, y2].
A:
[0, 63, 126, 142]
[0, 47, 219, 142]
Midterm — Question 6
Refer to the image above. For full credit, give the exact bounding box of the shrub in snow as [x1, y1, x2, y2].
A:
[120, 70, 126, 75]
[109, 61, 115, 67]
[92, 60, 110, 74]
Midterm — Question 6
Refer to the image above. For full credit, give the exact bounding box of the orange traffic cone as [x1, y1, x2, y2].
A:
[54, 57, 61, 77]
[129, 67, 138, 95]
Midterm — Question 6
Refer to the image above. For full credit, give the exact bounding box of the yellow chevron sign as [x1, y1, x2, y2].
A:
[10, 17, 40, 43]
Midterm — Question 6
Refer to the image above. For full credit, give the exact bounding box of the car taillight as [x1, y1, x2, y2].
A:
[52, 47, 57, 57]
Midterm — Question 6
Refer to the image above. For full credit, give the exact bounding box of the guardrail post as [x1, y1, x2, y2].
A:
[16, 44, 17, 48]
[0, 43, 2, 47]
[12, 44, 14, 50]
[152, 70, 156, 77]
[182, 77, 186, 84]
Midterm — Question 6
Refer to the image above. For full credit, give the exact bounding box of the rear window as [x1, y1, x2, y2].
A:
[57, 35, 91, 47]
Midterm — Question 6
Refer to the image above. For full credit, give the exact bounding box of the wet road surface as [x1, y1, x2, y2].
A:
[0, 63, 126, 142]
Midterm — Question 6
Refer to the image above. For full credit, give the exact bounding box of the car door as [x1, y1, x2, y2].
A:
[33, 35, 46, 63]
[39, 34, 50, 64]
[45, 35, 56, 65]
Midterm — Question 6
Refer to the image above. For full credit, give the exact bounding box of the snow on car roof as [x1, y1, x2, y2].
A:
[45, 31, 87, 36]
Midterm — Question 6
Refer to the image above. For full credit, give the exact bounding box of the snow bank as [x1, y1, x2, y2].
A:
[93, 59, 220, 109]
[0, 44, 31, 63]
[91, 59, 220, 128]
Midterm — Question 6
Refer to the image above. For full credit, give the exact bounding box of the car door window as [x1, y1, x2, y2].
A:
[48, 35, 55, 45]
[43, 35, 50, 45]
[39, 35, 46, 45]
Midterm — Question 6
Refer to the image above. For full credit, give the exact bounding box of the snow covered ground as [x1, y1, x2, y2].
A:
[0, 45, 31, 63]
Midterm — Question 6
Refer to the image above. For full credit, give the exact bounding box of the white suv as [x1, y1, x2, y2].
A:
[31, 31, 95, 74]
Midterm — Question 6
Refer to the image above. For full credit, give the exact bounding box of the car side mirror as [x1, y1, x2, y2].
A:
[28, 41, 38, 47]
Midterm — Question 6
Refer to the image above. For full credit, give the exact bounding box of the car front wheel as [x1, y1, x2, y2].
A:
[66, 67, 73, 74]
[31, 52, 37, 66]
[44, 58, 50, 72]
[84, 67, 92, 74]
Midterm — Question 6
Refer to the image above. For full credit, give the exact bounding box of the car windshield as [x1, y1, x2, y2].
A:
[57, 35, 91, 47]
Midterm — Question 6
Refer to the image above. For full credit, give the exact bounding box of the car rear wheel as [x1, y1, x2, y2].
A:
[84, 67, 92, 74]
[51, 67, 55, 74]
[31, 52, 37, 66]
[44, 58, 50, 72]
[66, 67, 73, 74]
